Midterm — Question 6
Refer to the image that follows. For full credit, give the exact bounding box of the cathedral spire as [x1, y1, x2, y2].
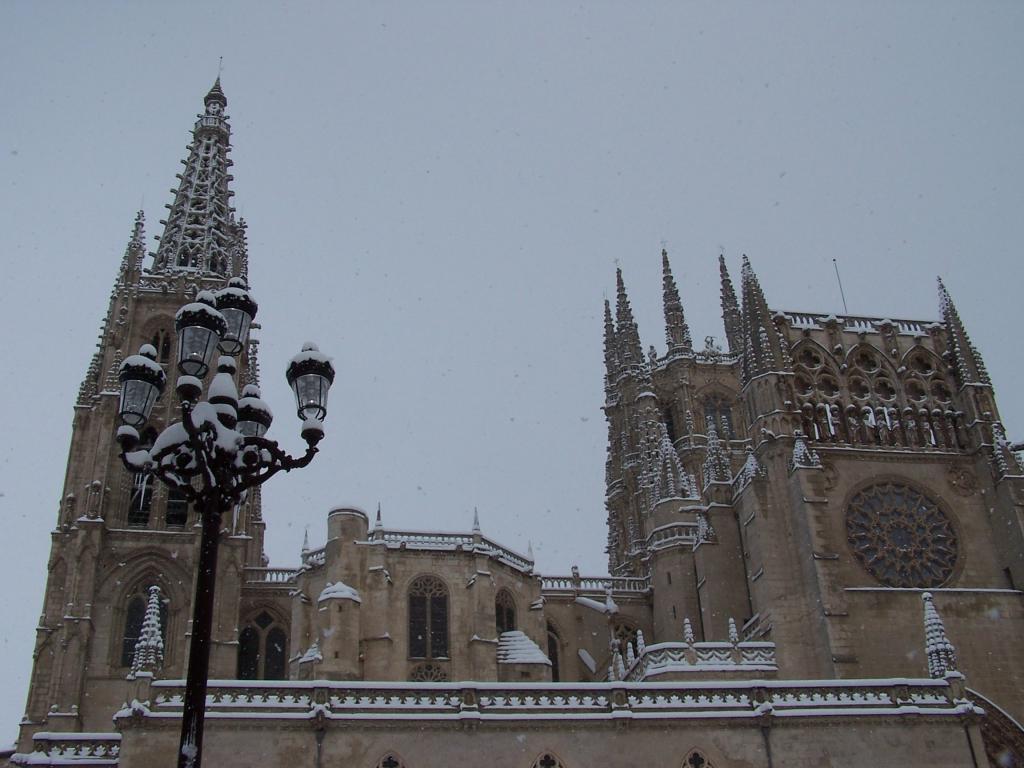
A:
[662, 250, 693, 354]
[603, 298, 619, 388]
[922, 592, 958, 678]
[740, 255, 790, 382]
[151, 79, 239, 276]
[130, 586, 165, 676]
[615, 268, 644, 373]
[937, 278, 990, 387]
[719, 255, 743, 354]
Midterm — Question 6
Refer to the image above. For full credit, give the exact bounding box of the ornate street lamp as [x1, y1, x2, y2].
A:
[116, 281, 334, 768]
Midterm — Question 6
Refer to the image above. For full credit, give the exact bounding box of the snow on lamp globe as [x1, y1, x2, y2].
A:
[214, 277, 258, 355]
[117, 343, 167, 430]
[286, 342, 336, 423]
[174, 290, 227, 379]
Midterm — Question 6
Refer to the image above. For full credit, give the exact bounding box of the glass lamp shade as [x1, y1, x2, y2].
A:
[118, 344, 167, 428]
[237, 384, 273, 437]
[215, 279, 258, 356]
[175, 294, 227, 378]
[286, 343, 336, 421]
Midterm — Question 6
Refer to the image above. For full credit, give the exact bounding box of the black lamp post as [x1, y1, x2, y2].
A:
[116, 280, 334, 768]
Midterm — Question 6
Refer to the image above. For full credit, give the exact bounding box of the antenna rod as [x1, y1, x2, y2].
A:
[832, 258, 849, 315]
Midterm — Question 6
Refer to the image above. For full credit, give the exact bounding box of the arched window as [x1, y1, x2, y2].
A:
[703, 395, 734, 439]
[120, 586, 168, 667]
[546, 622, 561, 682]
[408, 576, 448, 659]
[166, 487, 189, 528]
[495, 589, 516, 634]
[663, 407, 677, 442]
[127, 474, 154, 527]
[237, 610, 288, 680]
[151, 329, 172, 364]
[375, 754, 407, 768]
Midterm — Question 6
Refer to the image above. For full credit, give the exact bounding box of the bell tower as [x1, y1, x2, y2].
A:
[20, 80, 263, 742]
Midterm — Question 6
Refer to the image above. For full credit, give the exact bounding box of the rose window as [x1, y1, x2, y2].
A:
[846, 483, 958, 588]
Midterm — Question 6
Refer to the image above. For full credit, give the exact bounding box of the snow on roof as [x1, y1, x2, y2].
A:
[318, 581, 362, 604]
[496, 631, 551, 666]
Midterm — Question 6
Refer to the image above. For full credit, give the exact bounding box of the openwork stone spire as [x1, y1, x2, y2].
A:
[662, 250, 693, 354]
[615, 268, 644, 373]
[740, 256, 790, 382]
[151, 78, 239, 276]
[702, 425, 732, 486]
[131, 586, 165, 675]
[922, 592, 958, 678]
[938, 278, 991, 387]
[719, 255, 743, 354]
[603, 298, 619, 388]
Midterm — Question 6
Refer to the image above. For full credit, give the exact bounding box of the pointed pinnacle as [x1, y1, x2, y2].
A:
[301, 527, 310, 553]
[374, 502, 383, 529]
[661, 248, 692, 351]
[472, 507, 481, 533]
[205, 76, 227, 107]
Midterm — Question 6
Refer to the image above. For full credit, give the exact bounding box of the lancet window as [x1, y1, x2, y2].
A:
[127, 473, 154, 527]
[547, 622, 561, 682]
[165, 487, 189, 528]
[408, 576, 449, 660]
[702, 395, 734, 439]
[150, 329, 172, 364]
[237, 610, 288, 680]
[496, 589, 517, 634]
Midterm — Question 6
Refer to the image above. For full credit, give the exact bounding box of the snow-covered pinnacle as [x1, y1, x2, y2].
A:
[131, 585, 164, 675]
[734, 447, 765, 488]
[683, 617, 695, 644]
[603, 298, 620, 387]
[728, 618, 739, 644]
[719, 255, 743, 354]
[614, 268, 644, 372]
[662, 249, 693, 353]
[740, 255, 791, 382]
[472, 507, 481, 534]
[151, 79, 240, 277]
[702, 425, 732, 487]
[651, 420, 698, 501]
[937, 277, 990, 387]
[922, 592, 958, 678]
[791, 430, 822, 470]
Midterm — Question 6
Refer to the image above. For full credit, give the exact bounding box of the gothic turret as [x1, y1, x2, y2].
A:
[662, 250, 693, 355]
[151, 78, 241, 277]
[603, 298, 619, 391]
[719, 255, 742, 354]
[615, 268, 644, 374]
[937, 278, 990, 388]
[739, 256, 790, 382]
[922, 592, 958, 678]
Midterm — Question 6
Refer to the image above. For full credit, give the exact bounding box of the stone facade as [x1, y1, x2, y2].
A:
[8, 81, 1024, 767]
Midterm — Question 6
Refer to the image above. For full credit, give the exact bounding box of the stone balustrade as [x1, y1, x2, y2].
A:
[11, 732, 121, 766]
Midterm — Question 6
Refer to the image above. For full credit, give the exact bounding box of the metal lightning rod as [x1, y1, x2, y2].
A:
[833, 258, 849, 315]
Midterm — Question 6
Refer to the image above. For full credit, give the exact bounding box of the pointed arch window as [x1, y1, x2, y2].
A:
[703, 395, 734, 439]
[546, 622, 561, 682]
[127, 473, 154, 527]
[165, 487, 189, 528]
[237, 610, 288, 680]
[375, 754, 407, 768]
[408, 576, 448, 660]
[151, 329, 172, 364]
[495, 589, 516, 635]
[120, 586, 168, 667]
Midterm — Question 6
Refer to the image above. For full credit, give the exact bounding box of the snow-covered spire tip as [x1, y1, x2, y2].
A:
[130, 585, 164, 676]
[922, 592, 958, 678]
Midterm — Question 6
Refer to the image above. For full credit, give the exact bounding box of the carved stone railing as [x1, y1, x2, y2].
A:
[302, 546, 326, 568]
[244, 566, 298, 584]
[541, 574, 650, 594]
[622, 641, 778, 682]
[783, 310, 934, 337]
[123, 677, 976, 725]
[647, 522, 699, 552]
[373, 530, 533, 573]
[11, 732, 121, 766]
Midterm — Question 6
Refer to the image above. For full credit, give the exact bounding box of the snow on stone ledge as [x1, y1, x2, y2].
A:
[497, 631, 551, 666]
[317, 580, 362, 604]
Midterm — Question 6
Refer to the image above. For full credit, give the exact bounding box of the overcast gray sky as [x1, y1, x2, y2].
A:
[1, 1, 1022, 741]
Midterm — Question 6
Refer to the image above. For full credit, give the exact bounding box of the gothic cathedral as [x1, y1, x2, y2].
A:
[10, 82, 1024, 768]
